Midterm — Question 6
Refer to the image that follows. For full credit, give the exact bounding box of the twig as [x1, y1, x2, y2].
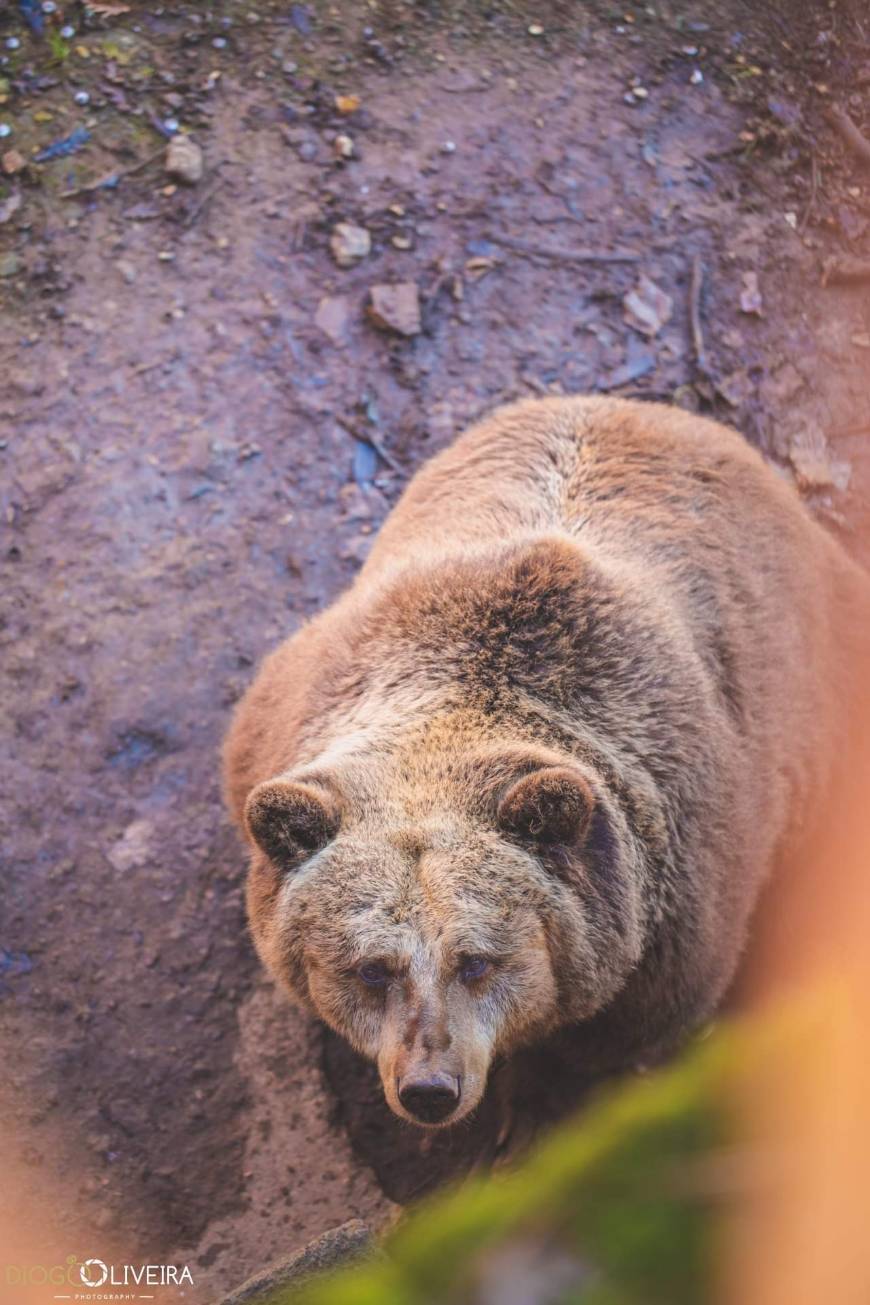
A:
[337, 419, 405, 476]
[441, 81, 489, 94]
[484, 232, 639, 264]
[799, 152, 820, 234]
[825, 104, 870, 168]
[689, 254, 708, 374]
[130, 356, 173, 377]
[182, 175, 224, 228]
[60, 146, 164, 199]
[827, 421, 870, 439]
[820, 255, 870, 287]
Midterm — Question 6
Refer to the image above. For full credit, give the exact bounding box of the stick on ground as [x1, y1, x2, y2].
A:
[689, 254, 708, 374]
[485, 232, 640, 264]
[825, 105, 870, 168]
[821, 256, 870, 287]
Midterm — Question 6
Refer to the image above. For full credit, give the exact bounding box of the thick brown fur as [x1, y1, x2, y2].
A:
[224, 396, 870, 1130]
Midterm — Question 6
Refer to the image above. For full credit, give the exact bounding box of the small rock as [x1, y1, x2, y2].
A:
[0, 252, 21, 277]
[329, 222, 370, 268]
[739, 270, 763, 316]
[2, 149, 25, 175]
[116, 259, 137, 285]
[0, 193, 21, 224]
[314, 295, 352, 346]
[623, 275, 673, 337]
[716, 369, 753, 408]
[333, 133, 354, 160]
[165, 134, 203, 185]
[367, 282, 421, 336]
[107, 819, 155, 872]
[787, 424, 851, 494]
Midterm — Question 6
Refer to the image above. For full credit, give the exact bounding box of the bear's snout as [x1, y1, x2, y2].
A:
[397, 1071, 460, 1124]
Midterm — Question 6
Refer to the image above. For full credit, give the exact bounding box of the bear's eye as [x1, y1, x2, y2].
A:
[358, 960, 391, 987]
[459, 955, 491, 983]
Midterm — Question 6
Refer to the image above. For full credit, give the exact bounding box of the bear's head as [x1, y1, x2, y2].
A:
[242, 738, 645, 1128]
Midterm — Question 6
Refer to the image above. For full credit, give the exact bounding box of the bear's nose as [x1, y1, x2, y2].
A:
[398, 1073, 460, 1123]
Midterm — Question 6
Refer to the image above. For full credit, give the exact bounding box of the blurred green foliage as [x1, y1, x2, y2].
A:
[274, 1029, 747, 1305]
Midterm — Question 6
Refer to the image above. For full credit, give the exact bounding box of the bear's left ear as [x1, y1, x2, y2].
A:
[244, 779, 341, 873]
[497, 767, 594, 847]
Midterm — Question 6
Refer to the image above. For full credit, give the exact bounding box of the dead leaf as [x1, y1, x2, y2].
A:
[335, 94, 361, 115]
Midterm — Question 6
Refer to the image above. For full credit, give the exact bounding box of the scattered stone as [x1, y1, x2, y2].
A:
[623, 274, 673, 337]
[739, 270, 763, 316]
[314, 295, 352, 346]
[2, 149, 25, 175]
[716, 369, 753, 408]
[107, 819, 155, 872]
[165, 134, 203, 185]
[0, 252, 21, 277]
[367, 282, 422, 336]
[335, 94, 360, 115]
[116, 259, 137, 285]
[0, 192, 21, 224]
[786, 423, 851, 494]
[333, 133, 354, 160]
[329, 222, 371, 268]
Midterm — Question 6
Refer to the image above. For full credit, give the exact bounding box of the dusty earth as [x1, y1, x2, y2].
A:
[2, 0, 870, 1300]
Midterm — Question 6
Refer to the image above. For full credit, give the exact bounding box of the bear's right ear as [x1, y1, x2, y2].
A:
[244, 779, 340, 873]
[497, 766, 594, 848]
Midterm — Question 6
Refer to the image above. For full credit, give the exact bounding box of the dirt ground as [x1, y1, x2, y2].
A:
[2, 1, 869, 1300]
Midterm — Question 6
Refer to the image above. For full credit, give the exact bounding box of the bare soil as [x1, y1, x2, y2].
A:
[1, 1, 869, 1299]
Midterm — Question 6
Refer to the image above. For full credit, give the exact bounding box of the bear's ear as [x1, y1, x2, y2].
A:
[497, 767, 594, 847]
[244, 779, 340, 872]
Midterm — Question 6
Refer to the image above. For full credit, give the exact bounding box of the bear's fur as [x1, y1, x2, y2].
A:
[224, 396, 869, 1131]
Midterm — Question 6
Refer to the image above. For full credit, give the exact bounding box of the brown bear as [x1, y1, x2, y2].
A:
[224, 396, 869, 1133]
